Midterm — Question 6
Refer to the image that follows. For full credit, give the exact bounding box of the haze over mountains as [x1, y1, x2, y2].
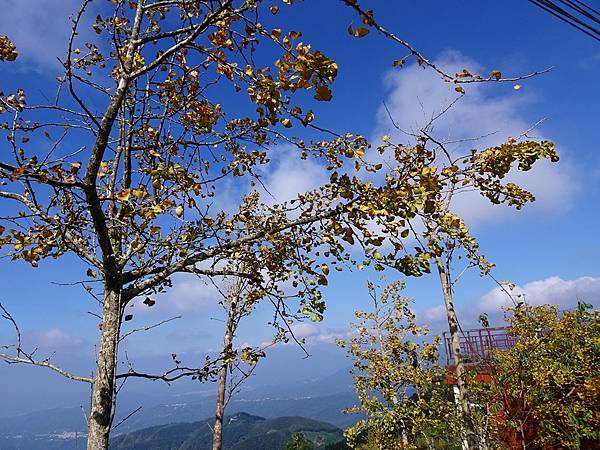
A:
[0, 362, 357, 450]
[0, 343, 350, 416]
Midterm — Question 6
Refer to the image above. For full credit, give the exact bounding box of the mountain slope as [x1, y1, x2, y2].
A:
[110, 413, 344, 450]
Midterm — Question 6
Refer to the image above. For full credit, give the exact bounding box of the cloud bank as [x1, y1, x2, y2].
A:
[422, 275, 600, 329]
[374, 51, 578, 226]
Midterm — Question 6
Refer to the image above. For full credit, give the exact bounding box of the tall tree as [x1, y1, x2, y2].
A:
[415, 133, 558, 449]
[338, 281, 462, 450]
[211, 277, 243, 450]
[210, 268, 269, 450]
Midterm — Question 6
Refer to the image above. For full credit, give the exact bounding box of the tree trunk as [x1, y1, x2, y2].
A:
[211, 294, 237, 450]
[435, 255, 478, 449]
[87, 285, 121, 450]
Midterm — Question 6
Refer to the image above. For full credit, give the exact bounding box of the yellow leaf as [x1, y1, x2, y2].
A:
[271, 28, 282, 40]
[455, 86, 465, 94]
[175, 205, 184, 217]
[0, 35, 18, 62]
[513, 84, 522, 91]
[348, 25, 369, 38]
[116, 189, 131, 202]
[303, 110, 315, 125]
[354, 27, 369, 38]
[131, 188, 147, 199]
[131, 240, 142, 252]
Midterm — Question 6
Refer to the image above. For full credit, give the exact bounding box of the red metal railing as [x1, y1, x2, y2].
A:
[443, 326, 517, 366]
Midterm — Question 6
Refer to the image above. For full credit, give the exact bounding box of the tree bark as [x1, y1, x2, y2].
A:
[87, 285, 121, 450]
[211, 288, 238, 450]
[435, 254, 478, 450]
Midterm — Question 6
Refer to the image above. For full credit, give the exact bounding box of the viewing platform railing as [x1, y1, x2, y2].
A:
[443, 326, 517, 366]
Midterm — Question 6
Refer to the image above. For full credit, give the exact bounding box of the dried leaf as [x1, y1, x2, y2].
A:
[314, 85, 332, 101]
[116, 189, 131, 202]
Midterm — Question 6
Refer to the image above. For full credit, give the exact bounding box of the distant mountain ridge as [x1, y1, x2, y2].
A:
[110, 413, 347, 450]
[0, 392, 358, 449]
[0, 365, 357, 449]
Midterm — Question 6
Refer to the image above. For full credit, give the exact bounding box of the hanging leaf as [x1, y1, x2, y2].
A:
[490, 69, 501, 81]
[314, 85, 332, 101]
[116, 189, 131, 202]
[348, 25, 370, 38]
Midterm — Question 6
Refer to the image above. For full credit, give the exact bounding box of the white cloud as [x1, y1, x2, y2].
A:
[374, 51, 579, 226]
[421, 304, 447, 323]
[164, 275, 221, 312]
[417, 276, 600, 331]
[0, 0, 90, 70]
[168, 329, 212, 341]
[130, 272, 223, 316]
[478, 275, 600, 313]
[28, 328, 85, 348]
[291, 322, 319, 339]
[290, 322, 349, 345]
[258, 145, 328, 206]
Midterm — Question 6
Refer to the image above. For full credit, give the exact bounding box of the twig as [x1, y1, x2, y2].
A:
[112, 406, 143, 430]
[119, 316, 182, 342]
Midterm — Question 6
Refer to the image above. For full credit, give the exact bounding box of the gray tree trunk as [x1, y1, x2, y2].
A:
[435, 255, 478, 449]
[87, 285, 121, 450]
[211, 290, 238, 450]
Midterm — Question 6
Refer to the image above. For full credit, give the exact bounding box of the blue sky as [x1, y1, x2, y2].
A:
[1, 0, 600, 415]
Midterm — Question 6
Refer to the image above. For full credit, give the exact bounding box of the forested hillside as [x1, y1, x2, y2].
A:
[110, 413, 344, 450]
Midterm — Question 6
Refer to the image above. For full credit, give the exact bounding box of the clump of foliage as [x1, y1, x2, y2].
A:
[0, 35, 18, 62]
[483, 302, 600, 449]
[282, 432, 315, 450]
[337, 281, 462, 450]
